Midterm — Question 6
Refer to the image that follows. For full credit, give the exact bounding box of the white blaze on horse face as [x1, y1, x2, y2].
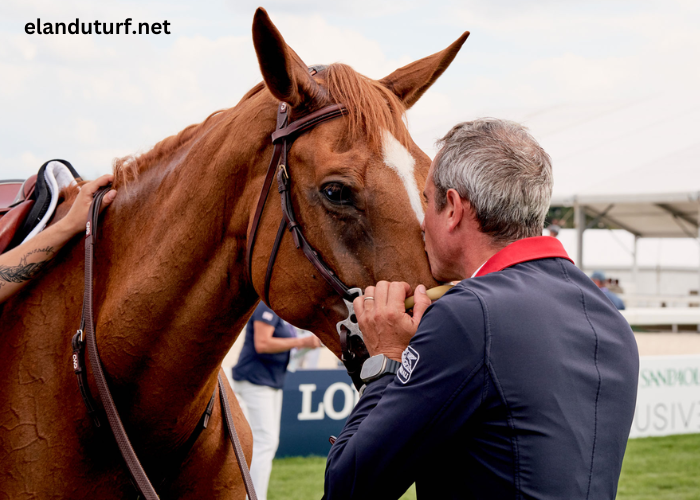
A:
[381, 130, 424, 225]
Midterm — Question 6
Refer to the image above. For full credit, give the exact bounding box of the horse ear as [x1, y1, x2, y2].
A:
[380, 32, 470, 110]
[252, 8, 317, 107]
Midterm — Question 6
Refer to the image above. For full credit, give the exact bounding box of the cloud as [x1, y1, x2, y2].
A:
[224, 0, 421, 18]
[248, 13, 411, 79]
[0, 30, 259, 178]
[0, 4, 413, 179]
[1, 0, 699, 183]
[446, 0, 700, 104]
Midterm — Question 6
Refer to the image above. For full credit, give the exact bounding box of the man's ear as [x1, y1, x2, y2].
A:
[252, 8, 319, 107]
[380, 32, 469, 110]
[445, 189, 465, 232]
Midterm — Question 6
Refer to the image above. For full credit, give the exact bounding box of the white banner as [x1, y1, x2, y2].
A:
[629, 355, 700, 438]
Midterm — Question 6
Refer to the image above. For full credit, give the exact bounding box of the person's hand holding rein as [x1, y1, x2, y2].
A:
[0, 174, 117, 304]
[60, 174, 117, 235]
[353, 281, 432, 362]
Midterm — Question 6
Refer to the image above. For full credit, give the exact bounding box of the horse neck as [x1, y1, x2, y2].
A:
[93, 98, 274, 445]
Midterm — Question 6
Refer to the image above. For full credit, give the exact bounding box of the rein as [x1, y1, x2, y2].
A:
[73, 187, 257, 500]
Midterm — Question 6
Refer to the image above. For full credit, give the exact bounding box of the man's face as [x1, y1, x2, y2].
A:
[421, 160, 451, 281]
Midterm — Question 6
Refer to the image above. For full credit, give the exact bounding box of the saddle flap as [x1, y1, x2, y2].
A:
[0, 199, 35, 254]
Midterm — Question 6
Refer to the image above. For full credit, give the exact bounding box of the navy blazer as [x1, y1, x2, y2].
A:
[324, 249, 639, 500]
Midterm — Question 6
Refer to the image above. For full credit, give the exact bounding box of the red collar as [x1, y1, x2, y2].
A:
[474, 236, 573, 278]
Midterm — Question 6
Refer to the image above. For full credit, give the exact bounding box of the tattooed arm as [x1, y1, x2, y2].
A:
[0, 174, 117, 304]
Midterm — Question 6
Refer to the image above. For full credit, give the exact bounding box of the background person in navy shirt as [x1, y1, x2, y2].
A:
[591, 270, 626, 310]
[233, 302, 320, 500]
[324, 119, 639, 499]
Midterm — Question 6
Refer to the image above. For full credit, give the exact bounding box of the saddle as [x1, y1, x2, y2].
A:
[0, 160, 81, 254]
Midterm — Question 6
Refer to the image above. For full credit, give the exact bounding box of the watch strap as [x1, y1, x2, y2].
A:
[385, 358, 400, 375]
[361, 355, 401, 384]
[359, 363, 399, 397]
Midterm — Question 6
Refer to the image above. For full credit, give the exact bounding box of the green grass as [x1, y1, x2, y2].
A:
[617, 433, 700, 500]
[268, 457, 326, 500]
[269, 434, 700, 500]
[268, 455, 416, 500]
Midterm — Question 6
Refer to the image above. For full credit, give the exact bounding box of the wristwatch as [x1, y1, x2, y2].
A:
[360, 354, 401, 384]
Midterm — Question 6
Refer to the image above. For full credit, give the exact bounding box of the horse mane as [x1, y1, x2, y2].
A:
[112, 82, 266, 188]
[112, 109, 229, 189]
[113, 64, 408, 188]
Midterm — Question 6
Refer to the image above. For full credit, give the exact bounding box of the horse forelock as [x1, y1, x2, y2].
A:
[320, 63, 410, 152]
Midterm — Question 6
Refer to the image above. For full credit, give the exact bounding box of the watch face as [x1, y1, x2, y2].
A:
[361, 355, 386, 381]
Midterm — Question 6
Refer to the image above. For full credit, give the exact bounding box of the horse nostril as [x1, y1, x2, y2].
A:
[350, 314, 357, 323]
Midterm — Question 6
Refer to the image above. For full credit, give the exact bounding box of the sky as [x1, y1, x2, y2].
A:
[1, 0, 699, 268]
[2, 0, 698, 179]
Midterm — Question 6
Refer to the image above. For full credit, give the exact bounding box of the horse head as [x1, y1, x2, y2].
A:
[246, 9, 469, 355]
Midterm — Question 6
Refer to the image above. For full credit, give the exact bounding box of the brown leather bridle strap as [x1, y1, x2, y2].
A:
[271, 104, 346, 143]
[246, 105, 289, 286]
[247, 102, 355, 306]
[80, 186, 257, 499]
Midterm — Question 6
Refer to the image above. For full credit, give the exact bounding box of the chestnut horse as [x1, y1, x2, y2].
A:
[0, 8, 467, 499]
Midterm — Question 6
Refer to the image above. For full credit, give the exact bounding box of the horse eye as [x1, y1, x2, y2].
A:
[321, 182, 353, 205]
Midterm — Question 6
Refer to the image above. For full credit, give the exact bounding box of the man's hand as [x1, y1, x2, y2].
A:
[353, 281, 431, 362]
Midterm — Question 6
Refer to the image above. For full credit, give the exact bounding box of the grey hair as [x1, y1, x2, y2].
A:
[433, 118, 553, 245]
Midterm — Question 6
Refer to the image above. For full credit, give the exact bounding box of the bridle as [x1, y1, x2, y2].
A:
[245, 100, 355, 305]
[245, 90, 369, 387]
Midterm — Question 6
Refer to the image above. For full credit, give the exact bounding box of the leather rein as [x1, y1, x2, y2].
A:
[73, 189, 257, 500]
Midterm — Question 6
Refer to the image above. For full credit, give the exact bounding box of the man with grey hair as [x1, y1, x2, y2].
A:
[324, 119, 639, 499]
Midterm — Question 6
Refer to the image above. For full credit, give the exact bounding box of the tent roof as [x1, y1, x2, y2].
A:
[563, 199, 698, 239]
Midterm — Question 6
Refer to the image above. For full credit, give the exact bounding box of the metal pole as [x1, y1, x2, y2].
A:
[574, 201, 585, 269]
